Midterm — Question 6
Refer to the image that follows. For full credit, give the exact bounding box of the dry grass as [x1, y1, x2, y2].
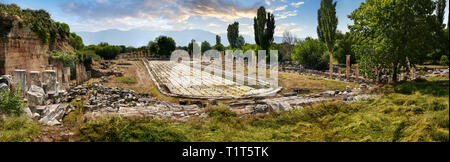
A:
[278, 72, 359, 94]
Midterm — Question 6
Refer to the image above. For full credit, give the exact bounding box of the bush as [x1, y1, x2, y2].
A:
[0, 89, 25, 116]
[440, 55, 449, 66]
[79, 116, 189, 142]
[291, 37, 329, 70]
[0, 117, 40, 142]
[205, 105, 237, 118]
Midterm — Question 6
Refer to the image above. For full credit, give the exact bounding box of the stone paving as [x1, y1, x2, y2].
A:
[143, 59, 281, 99]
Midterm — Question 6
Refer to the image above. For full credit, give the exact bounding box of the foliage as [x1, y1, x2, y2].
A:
[148, 41, 159, 56]
[279, 31, 296, 62]
[155, 36, 176, 56]
[0, 116, 40, 142]
[201, 41, 212, 53]
[187, 39, 200, 55]
[236, 35, 245, 49]
[334, 31, 356, 64]
[440, 55, 449, 66]
[0, 89, 25, 116]
[116, 77, 137, 84]
[291, 37, 329, 70]
[349, 0, 439, 81]
[317, 0, 338, 53]
[213, 35, 225, 51]
[69, 32, 84, 50]
[78, 79, 449, 142]
[205, 105, 237, 118]
[79, 116, 189, 142]
[48, 50, 79, 67]
[0, 4, 78, 49]
[227, 22, 239, 49]
[254, 6, 275, 51]
[85, 43, 122, 60]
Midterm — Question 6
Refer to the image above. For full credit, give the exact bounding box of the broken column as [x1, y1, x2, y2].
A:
[63, 67, 71, 89]
[27, 85, 45, 109]
[346, 55, 351, 79]
[13, 69, 27, 93]
[30, 71, 41, 87]
[42, 70, 57, 95]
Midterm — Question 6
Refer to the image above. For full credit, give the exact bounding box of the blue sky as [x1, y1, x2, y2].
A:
[1, 0, 449, 39]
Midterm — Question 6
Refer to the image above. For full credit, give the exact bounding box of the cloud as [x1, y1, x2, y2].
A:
[274, 5, 288, 11]
[275, 10, 297, 20]
[290, 1, 305, 8]
[275, 23, 302, 36]
[265, 0, 271, 5]
[207, 23, 220, 27]
[62, 0, 264, 31]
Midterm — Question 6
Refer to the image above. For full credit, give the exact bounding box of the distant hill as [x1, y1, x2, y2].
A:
[76, 29, 283, 47]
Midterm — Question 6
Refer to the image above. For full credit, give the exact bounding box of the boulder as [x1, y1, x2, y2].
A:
[38, 104, 66, 126]
[26, 85, 46, 108]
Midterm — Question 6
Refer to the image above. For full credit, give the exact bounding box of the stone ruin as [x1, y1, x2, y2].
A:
[0, 68, 77, 126]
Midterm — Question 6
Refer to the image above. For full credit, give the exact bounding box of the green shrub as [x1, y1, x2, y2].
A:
[0, 117, 40, 142]
[79, 116, 189, 142]
[0, 89, 25, 116]
[205, 105, 237, 118]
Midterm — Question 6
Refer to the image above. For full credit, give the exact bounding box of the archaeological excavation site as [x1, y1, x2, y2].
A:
[0, 1, 448, 145]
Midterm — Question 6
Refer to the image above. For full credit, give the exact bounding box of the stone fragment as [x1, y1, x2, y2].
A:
[30, 71, 41, 87]
[26, 85, 46, 108]
[42, 70, 57, 95]
[208, 99, 218, 106]
[13, 69, 27, 93]
[38, 104, 66, 126]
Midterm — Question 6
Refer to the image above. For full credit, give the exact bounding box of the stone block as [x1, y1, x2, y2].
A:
[13, 69, 27, 93]
[42, 70, 57, 94]
[30, 71, 41, 87]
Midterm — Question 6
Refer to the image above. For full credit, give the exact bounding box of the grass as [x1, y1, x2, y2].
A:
[0, 116, 40, 142]
[115, 77, 137, 84]
[278, 72, 359, 94]
[77, 77, 449, 142]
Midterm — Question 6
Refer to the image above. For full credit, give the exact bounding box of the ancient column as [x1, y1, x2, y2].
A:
[329, 54, 333, 79]
[42, 70, 57, 94]
[76, 64, 82, 85]
[375, 66, 380, 84]
[64, 67, 71, 89]
[13, 69, 27, 93]
[30, 71, 41, 87]
[411, 67, 416, 80]
[346, 55, 351, 79]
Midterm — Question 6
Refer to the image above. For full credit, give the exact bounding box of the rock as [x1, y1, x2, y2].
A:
[322, 91, 337, 97]
[208, 99, 218, 106]
[251, 104, 269, 114]
[359, 84, 368, 90]
[26, 85, 46, 108]
[42, 70, 57, 95]
[38, 104, 66, 126]
[283, 92, 297, 97]
[13, 70, 28, 94]
[30, 71, 42, 87]
[190, 100, 203, 107]
[24, 107, 33, 119]
[346, 86, 352, 92]
[0, 83, 9, 91]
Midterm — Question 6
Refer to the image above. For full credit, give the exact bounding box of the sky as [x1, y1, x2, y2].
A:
[1, 0, 449, 39]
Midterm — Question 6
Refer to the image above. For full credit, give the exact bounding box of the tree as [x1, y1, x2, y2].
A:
[349, 0, 437, 82]
[214, 35, 225, 51]
[188, 39, 200, 55]
[148, 41, 159, 56]
[436, 0, 446, 28]
[317, 0, 338, 53]
[280, 31, 296, 62]
[155, 36, 176, 56]
[69, 32, 84, 50]
[227, 22, 239, 49]
[334, 31, 356, 64]
[236, 35, 245, 49]
[216, 35, 222, 45]
[291, 37, 329, 70]
[201, 41, 212, 53]
[254, 6, 275, 52]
